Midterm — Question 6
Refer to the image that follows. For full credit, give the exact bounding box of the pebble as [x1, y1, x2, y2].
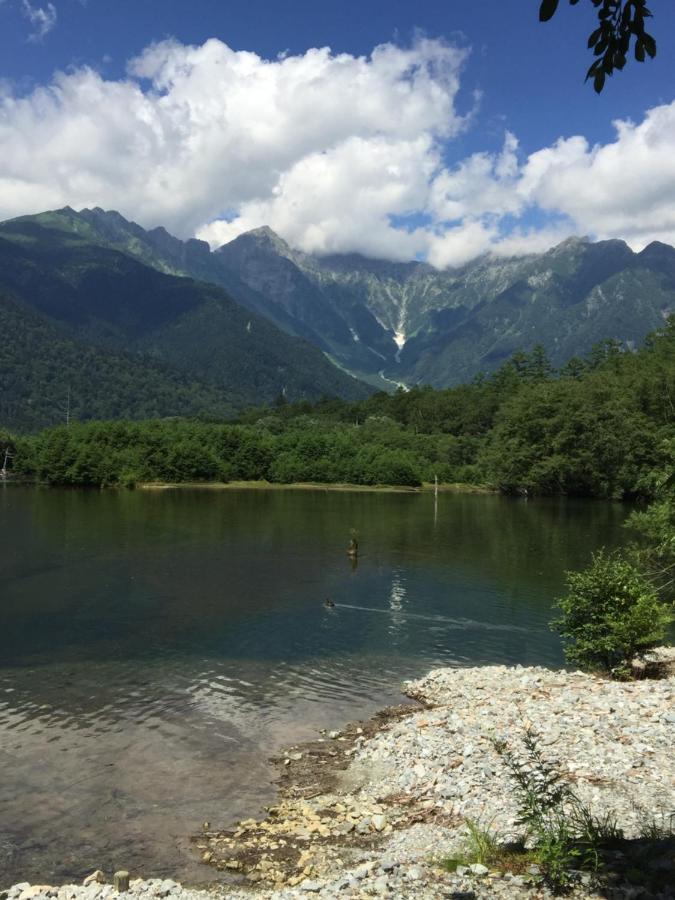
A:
[371, 814, 387, 832]
[469, 864, 489, 876]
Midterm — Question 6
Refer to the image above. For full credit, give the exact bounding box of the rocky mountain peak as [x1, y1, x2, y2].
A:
[548, 235, 591, 256]
[235, 225, 293, 256]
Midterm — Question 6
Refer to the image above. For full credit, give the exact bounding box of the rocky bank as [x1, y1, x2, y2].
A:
[3, 651, 674, 900]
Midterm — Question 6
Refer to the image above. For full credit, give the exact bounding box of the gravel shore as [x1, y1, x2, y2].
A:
[4, 651, 674, 900]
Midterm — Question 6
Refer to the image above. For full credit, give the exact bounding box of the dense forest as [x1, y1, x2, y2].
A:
[4, 319, 674, 498]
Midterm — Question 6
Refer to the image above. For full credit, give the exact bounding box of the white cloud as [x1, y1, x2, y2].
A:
[428, 131, 523, 224]
[517, 105, 675, 249]
[425, 99, 675, 260]
[427, 220, 497, 268]
[198, 134, 438, 260]
[21, 0, 57, 41]
[0, 35, 674, 266]
[0, 37, 469, 252]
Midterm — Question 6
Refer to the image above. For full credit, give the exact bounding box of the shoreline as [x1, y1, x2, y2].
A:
[136, 480, 495, 494]
[4, 651, 674, 899]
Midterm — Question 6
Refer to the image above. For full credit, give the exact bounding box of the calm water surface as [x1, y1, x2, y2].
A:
[0, 486, 629, 884]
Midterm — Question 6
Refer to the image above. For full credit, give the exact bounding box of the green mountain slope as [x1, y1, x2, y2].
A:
[188, 222, 675, 386]
[6, 209, 402, 380]
[5, 208, 674, 391]
[14, 207, 317, 342]
[0, 218, 370, 430]
[0, 291, 237, 431]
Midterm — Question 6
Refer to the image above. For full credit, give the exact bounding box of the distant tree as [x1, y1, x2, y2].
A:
[539, 0, 657, 92]
[525, 344, 554, 381]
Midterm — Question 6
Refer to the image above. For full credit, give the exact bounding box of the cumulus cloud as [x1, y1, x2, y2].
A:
[21, 0, 57, 41]
[0, 35, 674, 266]
[198, 134, 439, 260]
[0, 37, 471, 250]
[517, 105, 675, 249]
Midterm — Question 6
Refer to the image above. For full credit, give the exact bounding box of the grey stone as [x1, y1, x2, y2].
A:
[468, 864, 488, 876]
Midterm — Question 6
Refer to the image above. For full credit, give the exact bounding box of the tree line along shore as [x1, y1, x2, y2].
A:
[1, 320, 673, 498]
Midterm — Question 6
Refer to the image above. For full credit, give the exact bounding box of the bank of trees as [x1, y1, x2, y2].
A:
[7, 319, 674, 499]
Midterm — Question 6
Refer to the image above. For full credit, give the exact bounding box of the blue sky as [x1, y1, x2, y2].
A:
[1, 0, 674, 264]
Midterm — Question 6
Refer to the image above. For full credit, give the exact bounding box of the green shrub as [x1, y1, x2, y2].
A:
[551, 550, 672, 676]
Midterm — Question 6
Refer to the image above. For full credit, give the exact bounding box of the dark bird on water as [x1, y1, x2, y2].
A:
[324, 598, 335, 608]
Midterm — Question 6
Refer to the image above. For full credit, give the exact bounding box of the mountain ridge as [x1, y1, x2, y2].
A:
[0, 214, 371, 430]
[3, 207, 674, 392]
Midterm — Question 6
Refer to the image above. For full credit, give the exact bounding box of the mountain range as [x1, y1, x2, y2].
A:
[216, 225, 675, 388]
[1, 205, 674, 430]
[0, 212, 369, 430]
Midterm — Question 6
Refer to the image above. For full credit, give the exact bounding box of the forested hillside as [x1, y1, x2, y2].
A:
[8, 321, 674, 498]
[0, 217, 369, 430]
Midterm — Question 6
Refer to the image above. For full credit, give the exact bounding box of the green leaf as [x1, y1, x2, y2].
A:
[539, 0, 559, 22]
[593, 70, 606, 93]
[635, 40, 645, 62]
[613, 51, 626, 70]
[586, 59, 601, 79]
[642, 33, 657, 57]
[587, 26, 603, 48]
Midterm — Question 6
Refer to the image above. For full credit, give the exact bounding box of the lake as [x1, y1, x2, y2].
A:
[0, 486, 629, 884]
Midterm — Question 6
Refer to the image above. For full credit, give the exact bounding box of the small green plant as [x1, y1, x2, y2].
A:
[464, 817, 500, 866]
[635, 805, 675, 841]
[493, 728, 624, 892]
[441, 817, 500, 872]
[551, 550, 672, 676]
[440, 818, 540, 878]
[441, 817, 524, 874]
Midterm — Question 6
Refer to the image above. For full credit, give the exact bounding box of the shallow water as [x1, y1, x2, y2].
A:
[0, 486, 629, 884]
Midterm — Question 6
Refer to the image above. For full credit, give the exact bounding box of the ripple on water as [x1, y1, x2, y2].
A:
[0, 487, 629, 883]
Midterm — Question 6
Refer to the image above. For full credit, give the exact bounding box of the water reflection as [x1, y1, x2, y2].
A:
[388, 570, 406, 638]
[0, 487, 630, 883]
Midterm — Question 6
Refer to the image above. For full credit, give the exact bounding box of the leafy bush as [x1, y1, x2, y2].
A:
[551, 550, 672, 676]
